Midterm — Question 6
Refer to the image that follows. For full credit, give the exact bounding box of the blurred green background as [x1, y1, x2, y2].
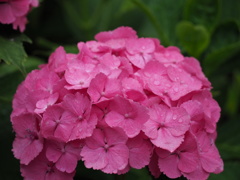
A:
[0, 0, 239, 179]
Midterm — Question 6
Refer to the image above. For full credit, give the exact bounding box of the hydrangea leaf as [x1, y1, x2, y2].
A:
[183, 0, 220, 31]
[218, 0, 240, 25]
[134, 0, 185, 46]
[176, 21, 210, 58]
[0, 36, 27, 74]
[207, 21, 240, 52]
[224, 71, 240, 117]
[203, 21, 240, 75]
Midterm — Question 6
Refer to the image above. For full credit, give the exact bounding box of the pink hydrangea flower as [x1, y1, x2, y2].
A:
[126, 133, 152, 169]
[81, 127, 129, 174]
[105, 96, 149, 138]
[12, 113, 43, 165]
[0, 0, 39, 32]
[156, 132, 199, 179]
[11, 26, 223, 179]
[143, 104, 190, 152]
[21, 150, 75, 180]
[45, 140, 83, 173]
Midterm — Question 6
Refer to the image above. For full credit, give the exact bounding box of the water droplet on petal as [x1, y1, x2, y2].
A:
[164, 90, 168, 94]
[144, 72, 151, 77]
[154, 80, 160, 85]
[174, 87, 179, 92]
[173, 115, 177, 120]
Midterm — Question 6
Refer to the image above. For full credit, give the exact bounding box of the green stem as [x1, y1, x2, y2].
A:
[131, 0, 170, 46]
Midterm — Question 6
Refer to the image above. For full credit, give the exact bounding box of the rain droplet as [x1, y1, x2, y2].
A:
[174, 87, 179, 92]
[178, 119, 183, 123]
[154, 80, 160, 85]
[144, 72, 151, 77]
[173, 115, 177, 120]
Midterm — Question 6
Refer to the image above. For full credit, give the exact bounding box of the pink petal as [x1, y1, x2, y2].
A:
[12, 15, 27, 32]
[158, 154, 182, 179]
[55, 152, 79, 173]
[127, 135, 152, 169]
[81, 146, 108, 170]
[13, 137, 43, 165]
[164, 107, 190, 137]
[200, 146, 223, 173]
[87, 73, 107, 103]
[41, 105, 76, 142]
[178, 152, 198, 173]
[46, 140, 64, 163]
[10, 0, 30, 16]
[95, 26, 137, 42]
[105, 96, 148, 137]
[69, 113, 98, 140]
[62, 92, 91, 117]
[12, 113, 39, 135]
[152, 127, 184, 152]
[101, 144, 129, 173]
[182, 165, 209, 180]
[126, 38, 155, 54]
[84, 128, 105, 149]
[104, 127, 128, 146]
[48, 46, 67, 73]
[148, 151, 161, 178]
[21, 151, 75, 180]
[143, 119, 160, 139]
[0, 4, 15, 23]
[167, 65, 202, 101]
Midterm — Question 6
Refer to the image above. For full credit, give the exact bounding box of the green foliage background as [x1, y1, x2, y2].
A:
[0, 0, 239, 179]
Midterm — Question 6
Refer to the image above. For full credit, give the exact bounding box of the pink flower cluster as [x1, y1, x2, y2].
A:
[11, 27, 223, 180]
[0, 0, 38, 32]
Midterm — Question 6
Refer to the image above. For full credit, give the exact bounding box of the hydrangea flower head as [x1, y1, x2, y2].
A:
[11, 26, 223, 179]
[0, 0, 39, 32]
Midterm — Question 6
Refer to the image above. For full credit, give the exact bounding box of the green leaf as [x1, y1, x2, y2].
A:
[209, 161, 240, 180]
[207, 21, 240, 53]
[203, 41, 240, 76]
[0, 36, 27, 74]
[219, 0, 240, 26]
[14, 34, 32, 44]
[131, 0, 174, 46]
[225, 71, 240, 117]
[184, 0, 220, 32]
[141, 0, 186, 46]
[176, 21, 210, 58]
